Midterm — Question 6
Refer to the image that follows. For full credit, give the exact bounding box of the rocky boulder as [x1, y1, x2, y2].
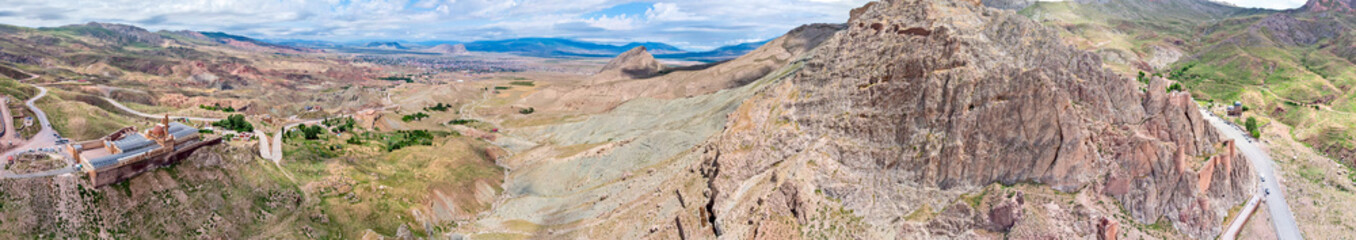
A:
[987, 192, 1025, 231]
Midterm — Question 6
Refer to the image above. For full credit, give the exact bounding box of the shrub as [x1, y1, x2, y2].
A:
[447, 119, 478, 125]
[401, 112, 430, 122]
[1245, 117, 1260, 138]
[519, 107, 535, 114]
[379, 76, 413, 83]
[424, 103, 451, 112]
[1166, 83, 1183, 93]
[383, 130, 435, 152]
[323, 117, 356, 133]
[212, 114, 253, 132]
[509, 81, 535, 86]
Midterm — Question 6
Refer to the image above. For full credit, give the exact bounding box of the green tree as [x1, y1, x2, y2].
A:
[1245, 117, 1260, 138]
[295, 124, 326, 140]
[212, 114, 253, 132]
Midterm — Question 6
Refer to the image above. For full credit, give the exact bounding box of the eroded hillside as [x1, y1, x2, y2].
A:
[440, 0, 1258, 239]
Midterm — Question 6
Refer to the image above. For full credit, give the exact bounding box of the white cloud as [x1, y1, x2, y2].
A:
[646, 3, 701, 21]
[10, 0, 1306, 51]
[585, 14, 640, 30]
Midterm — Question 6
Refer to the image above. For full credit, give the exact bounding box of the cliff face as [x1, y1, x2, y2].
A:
[700, 0, 1253, 238]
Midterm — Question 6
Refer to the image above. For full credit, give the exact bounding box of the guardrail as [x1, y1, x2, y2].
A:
[1220, 194, 1264, 240]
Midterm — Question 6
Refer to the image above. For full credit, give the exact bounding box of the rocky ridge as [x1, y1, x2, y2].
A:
[699, 0, 1253, 238]
[1303, 0, 1356, 12]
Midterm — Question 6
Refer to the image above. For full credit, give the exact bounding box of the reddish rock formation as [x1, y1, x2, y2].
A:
[988, 192, 1025, 231]
[1098, 217, 1119, 240]
[699, 0, 1254, 238]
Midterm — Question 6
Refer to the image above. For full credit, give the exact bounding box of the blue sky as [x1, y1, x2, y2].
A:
[0, 0, 1310, 51]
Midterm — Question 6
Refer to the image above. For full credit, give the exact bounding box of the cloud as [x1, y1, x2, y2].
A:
[0, 0, 871, 50]
[646, 3, 701, 21]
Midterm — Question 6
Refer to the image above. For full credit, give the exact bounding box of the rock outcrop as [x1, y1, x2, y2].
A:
[596, 46, 664, 80]
[699, 0, 1253, 238]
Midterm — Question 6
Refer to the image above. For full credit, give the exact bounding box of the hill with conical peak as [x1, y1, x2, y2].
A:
[595, 46, 664, 80]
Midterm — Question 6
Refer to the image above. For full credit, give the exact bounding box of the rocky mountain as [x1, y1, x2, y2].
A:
[461, 38, 686, 57]
[427, 43, 469, 55]
[49, 22, 167, 46]
[653, 41, 770, 62]
[364, 41, 406, 50]
[699, 0, 1252, 238]
[1302, 0, 1356, 12]
[193, 32, 323, 54]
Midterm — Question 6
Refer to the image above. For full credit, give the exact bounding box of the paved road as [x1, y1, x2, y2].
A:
[1, 83, 58, 159]
[0, 96, 14, 144]
[101, 97, 223, 122]
[1201, 109, 1303, 240]
[0, 74, 74, 179]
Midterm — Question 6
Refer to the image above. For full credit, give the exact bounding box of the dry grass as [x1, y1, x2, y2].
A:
[1262, 121, 1356, 238]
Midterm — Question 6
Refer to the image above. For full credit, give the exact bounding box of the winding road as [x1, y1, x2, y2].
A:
[0, 74, 78, 178]
[1201, 109, 1302, 240]
[0, 96, 14, 145]
[101, 97, 223, 122]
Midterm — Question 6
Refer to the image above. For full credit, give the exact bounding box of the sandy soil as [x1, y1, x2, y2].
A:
[1238, 203, 1277, 240]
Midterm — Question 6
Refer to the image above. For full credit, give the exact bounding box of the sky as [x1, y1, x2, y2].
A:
[0, 0, 1310, 51]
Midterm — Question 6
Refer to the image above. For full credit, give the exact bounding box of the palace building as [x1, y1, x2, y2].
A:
[67, 115, 221, 186]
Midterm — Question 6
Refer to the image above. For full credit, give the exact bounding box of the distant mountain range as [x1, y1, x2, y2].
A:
[263, 37, 768, 62]
[364, 42, 406, 50]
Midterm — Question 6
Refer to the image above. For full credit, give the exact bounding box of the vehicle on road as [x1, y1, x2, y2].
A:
[1265, 188, 1271, 195]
